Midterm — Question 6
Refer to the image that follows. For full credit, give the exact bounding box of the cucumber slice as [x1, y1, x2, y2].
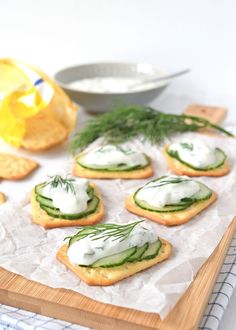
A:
[134, 177, 212, 212]
[68, 227, 98, 247]
[36, 188, 94, 209]
[134, 193, 192, 212]
[167, 147, 226, 171]
[77, 155, 149, 172]
[35, 183, 51, 200]
[40, 196, 99, 220]
[90, 246, 137, 268]
[187, 182, 212, 201]
[35, 184, 94, 201]
[140, 240, 162, 260]
[127, 242, 149, 262]
[87, 186, 95, 200]
[36, 195, 57, 209]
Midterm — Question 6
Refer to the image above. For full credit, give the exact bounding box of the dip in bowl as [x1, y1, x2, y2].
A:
[54, 62, 170, 112]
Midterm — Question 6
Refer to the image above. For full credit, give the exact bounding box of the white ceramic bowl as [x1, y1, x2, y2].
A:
[54, 62, 170, 112]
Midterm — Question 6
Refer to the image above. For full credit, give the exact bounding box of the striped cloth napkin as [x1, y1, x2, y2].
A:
[200, 233, 236, 330]
[0, 232, 235, 330]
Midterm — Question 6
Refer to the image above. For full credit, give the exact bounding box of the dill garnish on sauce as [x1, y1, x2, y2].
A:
[43, 175, 76, 195]
[65, 220, 144, 246]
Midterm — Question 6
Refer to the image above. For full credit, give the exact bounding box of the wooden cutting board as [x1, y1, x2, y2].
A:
[0, 105, 235, 330]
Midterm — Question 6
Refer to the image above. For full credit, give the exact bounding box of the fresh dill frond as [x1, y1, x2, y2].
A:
[65, 220, 144, 246]
[144, 176, 188, 189]
[180, 142, 193, 151]
[70, 105, 234, 154]
[44, 175, 76, 195]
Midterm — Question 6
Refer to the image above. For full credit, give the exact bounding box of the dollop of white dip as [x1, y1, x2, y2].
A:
[136, 176, 200, 208]
[67, 224, 157, 266]
[82, 145, 148, 168]
[42, 177, 90, 214]
[68, 77, 166, 93]
[168, 139, 217, 168]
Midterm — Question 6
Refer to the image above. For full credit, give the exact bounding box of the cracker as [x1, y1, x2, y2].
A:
[125, 192, 217, 226]
[163, 146, 230, 177]
[56, 239, 172, 286]
[31, 184, 104, 229]
[185, 104, 227, 123]
[22, 113, 68, 151]
[74, 155, 153, 179]
[0, 154, 38, 180]
[0, 192, 6, 205]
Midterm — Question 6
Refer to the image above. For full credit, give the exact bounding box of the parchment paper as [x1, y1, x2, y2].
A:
[0, 133, 236, 319]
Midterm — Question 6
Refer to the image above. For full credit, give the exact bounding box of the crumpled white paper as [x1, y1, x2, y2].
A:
[0, 133, 236, 319]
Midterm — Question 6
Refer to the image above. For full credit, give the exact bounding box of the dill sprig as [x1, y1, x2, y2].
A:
[66, 220, 144, 246]
[70, 105, 233, 153]
[180, 142, 193, 151]
[144, 176, 188, 189]
[43, 175, 76, 195]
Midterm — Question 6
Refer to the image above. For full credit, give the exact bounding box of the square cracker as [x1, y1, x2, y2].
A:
[0, 192, 6, 205]
[0, 154, 38, 180]
[125, 192, 217, 226]
[163, 146, 230, 177]
[22, 113, 68, 151]
[31, 184, 104, 229]
[74, 155, 153, 179]
[56, 239, 172, 286]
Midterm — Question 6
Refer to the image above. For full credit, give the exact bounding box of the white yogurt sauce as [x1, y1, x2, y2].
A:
[68, 77, 165, 93]
[67, 224, 157, 266]
[136, 176, 200, 208]
[82, 145, 148, 168]
[168, 139, 217, 168]
[42, 177, 89, 214]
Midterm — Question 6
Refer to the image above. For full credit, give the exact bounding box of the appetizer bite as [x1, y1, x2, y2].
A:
[164, 139, 229, 177]
[31, 175, 104, 229]
[125, 176, 217, 226]
[57, 220, 172, 286]
[74, 144, 153, 179]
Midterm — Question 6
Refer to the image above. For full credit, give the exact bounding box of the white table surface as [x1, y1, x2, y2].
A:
[1, 0, 236, 329]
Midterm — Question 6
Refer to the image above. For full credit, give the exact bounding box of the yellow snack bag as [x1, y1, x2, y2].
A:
[0, 59, 77, 149]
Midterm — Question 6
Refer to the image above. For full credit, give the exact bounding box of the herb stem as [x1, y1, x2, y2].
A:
[70, 105, 234, 153]
[209, 123, 234, 137]
[66, 220, 144, 246]
[43, 175, 76, 195]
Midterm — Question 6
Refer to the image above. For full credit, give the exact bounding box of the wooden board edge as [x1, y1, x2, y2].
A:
[0, 290, 150, 330]
[184, 104, 228, 123]
[0, 105, 234, 330]
[0, 217, 236, 330]
[193, 216, 236, 329]
[160, 216, 236, 330]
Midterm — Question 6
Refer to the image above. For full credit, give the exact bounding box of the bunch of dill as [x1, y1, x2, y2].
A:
[70, 105, 233, 153]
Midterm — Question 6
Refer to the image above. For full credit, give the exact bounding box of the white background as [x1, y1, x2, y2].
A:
[1, 0, 236, 122]
[0, 0, 236, 329]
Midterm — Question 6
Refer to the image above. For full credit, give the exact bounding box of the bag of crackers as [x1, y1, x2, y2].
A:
[0, 58, 78, 151]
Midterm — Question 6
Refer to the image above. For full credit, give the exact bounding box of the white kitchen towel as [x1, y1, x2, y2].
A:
[0, 231, 235, 330]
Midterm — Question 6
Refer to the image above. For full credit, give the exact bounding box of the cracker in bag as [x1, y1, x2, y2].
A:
[0, 59, 78, 151]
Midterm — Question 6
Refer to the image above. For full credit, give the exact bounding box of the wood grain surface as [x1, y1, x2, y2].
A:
[0, 104, 235, 330]
[185, 104, 227, 123]
[0, 217, 235, 330]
